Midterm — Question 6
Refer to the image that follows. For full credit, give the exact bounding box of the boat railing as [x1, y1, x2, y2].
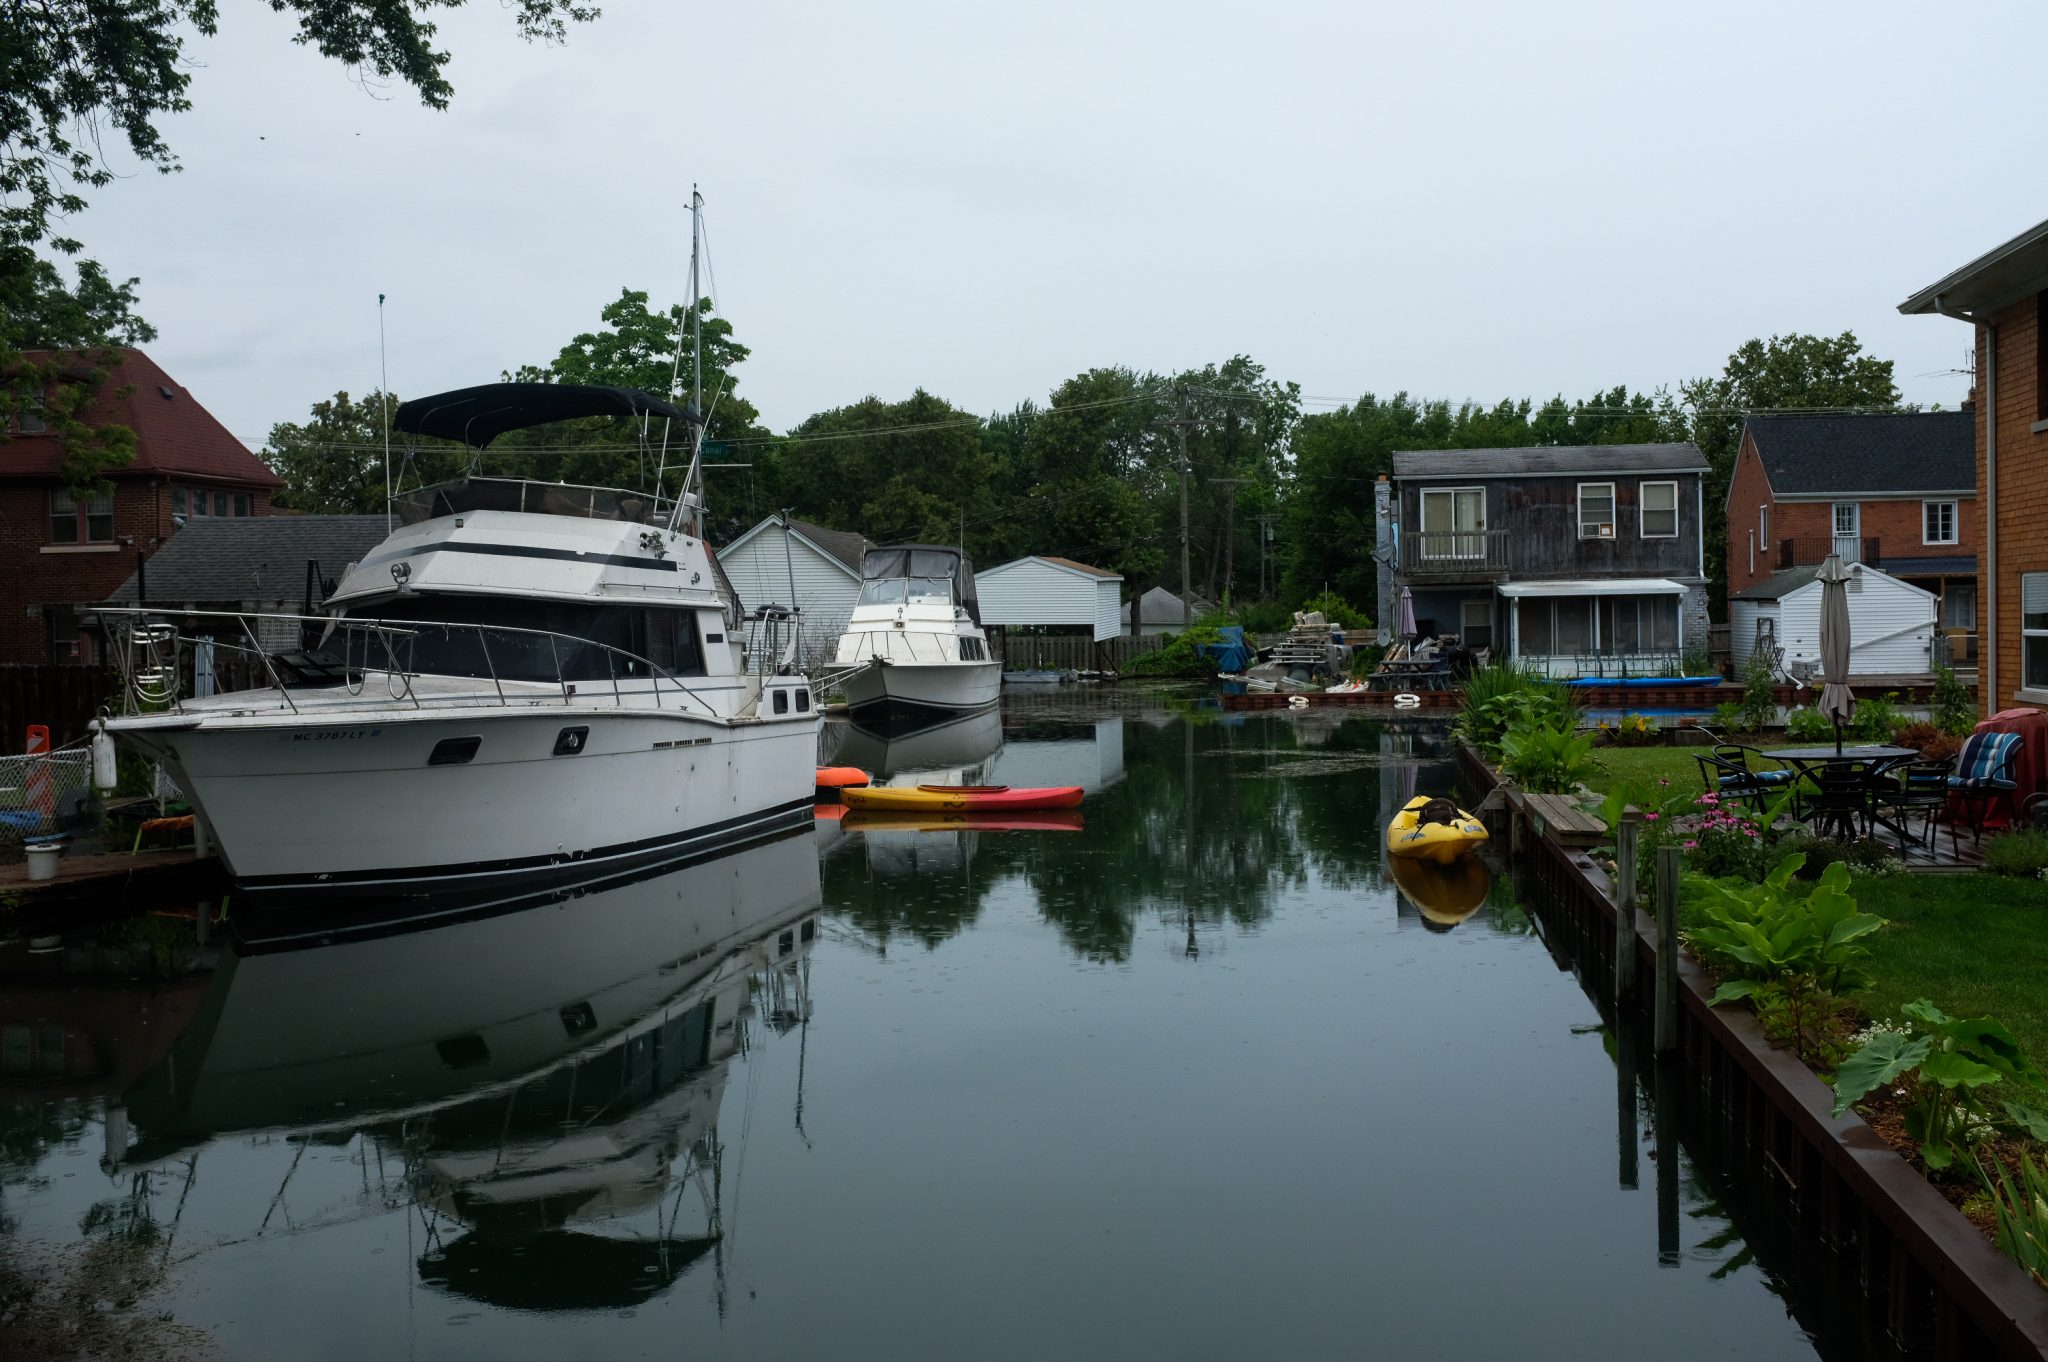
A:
[97, 607, 723, 719]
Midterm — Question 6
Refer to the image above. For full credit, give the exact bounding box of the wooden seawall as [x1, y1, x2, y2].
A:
[1458, 743, 2048, 1360]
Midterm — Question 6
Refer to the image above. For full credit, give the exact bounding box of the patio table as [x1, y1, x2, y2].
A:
[1767, 745, 1921, 841]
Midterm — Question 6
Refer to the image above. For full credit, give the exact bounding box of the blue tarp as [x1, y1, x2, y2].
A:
[1195, 625, 1257, 674]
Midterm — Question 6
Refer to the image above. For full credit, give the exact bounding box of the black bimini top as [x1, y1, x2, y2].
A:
[393, 383, 696, 449]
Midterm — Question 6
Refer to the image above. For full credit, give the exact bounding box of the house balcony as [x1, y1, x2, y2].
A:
[1399, 529, 1510, 582]
[1775, 535, 1879, 569]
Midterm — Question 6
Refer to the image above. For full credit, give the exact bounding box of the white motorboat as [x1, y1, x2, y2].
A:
[831, 544, 1001, 720]
[100, 385, 820, 895]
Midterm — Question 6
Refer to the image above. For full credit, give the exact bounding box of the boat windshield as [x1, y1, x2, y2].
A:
[329, 596, 706, 681]
[859, 576, 954, 606]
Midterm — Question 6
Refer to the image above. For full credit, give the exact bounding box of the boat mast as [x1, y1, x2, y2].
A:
[671, 187, 706, 537]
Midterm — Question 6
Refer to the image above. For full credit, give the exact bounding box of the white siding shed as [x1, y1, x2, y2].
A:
[975, 556, 1124, 642]
[1729, 563, 1936, 677]
[719, 517, 871, 671]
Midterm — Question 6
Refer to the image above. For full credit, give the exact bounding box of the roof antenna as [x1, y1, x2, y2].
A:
[378, 293, 392, 533]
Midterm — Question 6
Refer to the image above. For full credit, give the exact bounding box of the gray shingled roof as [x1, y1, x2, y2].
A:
[1730, 565, 1820, 601]
[1390, 442, 1706, 479]
[105, 515, 391, 605]
[721, 515, 871, 574]
[1743, 412, 1974, 496]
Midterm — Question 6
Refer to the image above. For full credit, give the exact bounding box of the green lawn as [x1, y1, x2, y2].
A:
[1585, 743, 1804, 798]
[1854, 873, 2048, 1062]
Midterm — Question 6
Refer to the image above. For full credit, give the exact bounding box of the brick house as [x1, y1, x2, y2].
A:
[1900, 219, 2048, 714]
[0, 349, 283, 663]
[1723, 412, 1978, 664]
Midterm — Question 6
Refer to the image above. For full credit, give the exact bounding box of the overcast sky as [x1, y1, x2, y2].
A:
[72, 0, 2047, 447]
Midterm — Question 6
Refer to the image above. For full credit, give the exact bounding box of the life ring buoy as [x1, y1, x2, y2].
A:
[1287, 694, 1310, 709]
[1394, 692, 1422, 709]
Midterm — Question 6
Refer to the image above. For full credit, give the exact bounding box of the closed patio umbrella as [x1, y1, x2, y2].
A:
[1815, 554, 1856, 754]
[1398, 585, 1417, 643]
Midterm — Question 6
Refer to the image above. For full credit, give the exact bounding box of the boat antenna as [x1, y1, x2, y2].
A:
[378, 293, 392, 533]
[666, 187, 708, 536]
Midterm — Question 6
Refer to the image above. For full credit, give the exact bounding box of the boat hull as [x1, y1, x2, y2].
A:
[839, 659, 1002, 720]
[116, 707, 818, 895]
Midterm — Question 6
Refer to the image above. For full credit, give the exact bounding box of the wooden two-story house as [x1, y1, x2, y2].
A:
[1900, 216, 2048, 716]
[1724, 412, 1977, 663]
[1375, 443, 1711, 677]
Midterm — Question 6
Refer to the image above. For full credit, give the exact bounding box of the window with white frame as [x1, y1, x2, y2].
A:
[2027, 574, 2048, 691]
[1418, 487, 1485, 558]
[1759, 503, 1770, 545]
[1923, 500, 1958, 546]
[1639, 481, 1678, 538]
[48, 488, 113, 544]
[1942, 580, 1976, 630]
[1578, 482, 1616, 539]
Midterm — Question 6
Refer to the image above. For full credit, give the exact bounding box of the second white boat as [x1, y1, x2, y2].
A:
[831, 545, 1001, 721]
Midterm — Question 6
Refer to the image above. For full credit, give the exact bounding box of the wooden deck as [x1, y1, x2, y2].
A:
[1521, 793, 1609, 848]
[0, 847, 227, 927]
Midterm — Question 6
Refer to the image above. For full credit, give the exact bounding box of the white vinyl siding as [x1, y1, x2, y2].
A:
[1744, 565, 1936, 679]
[720, 529, 861, 671]
[1578, 483, 1616, 539]
[1923, 499, 1958, 545]
[1639, 481, 1677, 538]
[976, 557, 1124, 642]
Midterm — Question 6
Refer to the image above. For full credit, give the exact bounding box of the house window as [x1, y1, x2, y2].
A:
[2026, 573, 2048, 691]
[1597, 596, 1680, 652]
[1639, 481, 1678, 538]
[14, 400, 46, 435]
[1923, 500, 1958, 545]
[1942, 580, 1976, 630]
[1759, 503, 1770, 545]
[48, 488, 114, 544]
[1419, 487, 1485, 559]
[1578, 483, 1616, 539]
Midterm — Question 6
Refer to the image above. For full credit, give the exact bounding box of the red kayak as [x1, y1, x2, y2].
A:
[843, 809, 1085, 833]
[840, 783, 1085, 812]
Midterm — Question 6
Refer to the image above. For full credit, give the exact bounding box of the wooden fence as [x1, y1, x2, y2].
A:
[0, 665, 119, 753]
[991, 633, 1171, 671]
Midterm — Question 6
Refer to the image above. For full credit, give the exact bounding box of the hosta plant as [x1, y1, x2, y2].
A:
[1831, 999, 2046, 1171]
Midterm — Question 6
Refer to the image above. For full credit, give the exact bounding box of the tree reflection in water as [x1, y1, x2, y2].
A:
[824, 706, 1467, 961]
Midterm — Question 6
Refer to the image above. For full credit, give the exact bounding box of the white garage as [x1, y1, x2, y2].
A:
[718, 516, 872, 672]
[1730, 563, 1937, 678]
[974, 556, 1124, 641]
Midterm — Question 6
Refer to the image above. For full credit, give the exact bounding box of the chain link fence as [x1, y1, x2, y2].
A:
[0, 749, 95, 862]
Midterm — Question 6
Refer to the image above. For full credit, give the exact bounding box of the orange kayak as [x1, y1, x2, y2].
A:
[839, 783, 1084, 812]
[815, 766, 871, 789]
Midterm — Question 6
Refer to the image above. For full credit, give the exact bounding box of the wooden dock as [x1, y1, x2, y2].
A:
[0, 848, 227, 930]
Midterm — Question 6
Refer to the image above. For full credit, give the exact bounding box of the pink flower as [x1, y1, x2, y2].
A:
[1743, 828, 1757, 837]
[1644, 813, 1659, 822]
[1684, 840, 1699, 850]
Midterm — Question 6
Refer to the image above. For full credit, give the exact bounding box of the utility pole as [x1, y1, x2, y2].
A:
[1211, 478, 1250, 605]
[1255, 513, 1280, 599]
[1166, 387, 1197, 622]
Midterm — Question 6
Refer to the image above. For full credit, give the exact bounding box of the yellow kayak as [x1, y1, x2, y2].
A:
[1386, 796, 1490, 864]
[839, 783, 1084, 812]
[1390, 855, 1492, 930]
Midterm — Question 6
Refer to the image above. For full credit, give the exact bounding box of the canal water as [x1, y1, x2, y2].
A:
[1, 692, 1834, 1360]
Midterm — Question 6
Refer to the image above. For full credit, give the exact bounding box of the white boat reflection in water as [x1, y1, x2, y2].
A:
[109, 830, 823, 1311]
[827, 705, 1005, 783]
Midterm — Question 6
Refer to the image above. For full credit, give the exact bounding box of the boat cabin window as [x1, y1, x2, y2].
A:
[340, 597, 706, 681]
[858, 547, 977, 617]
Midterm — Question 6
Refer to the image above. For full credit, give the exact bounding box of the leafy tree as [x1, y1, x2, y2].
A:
[267, 391, 429, 514]
[1, 1, 596, 489]
[498, 289, 769, 522]
[771, 391, 992, 550]
[1682, 332, 1902, 596]
[1156, 357, 1300, 604]
[981, 368, 1168, 583]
